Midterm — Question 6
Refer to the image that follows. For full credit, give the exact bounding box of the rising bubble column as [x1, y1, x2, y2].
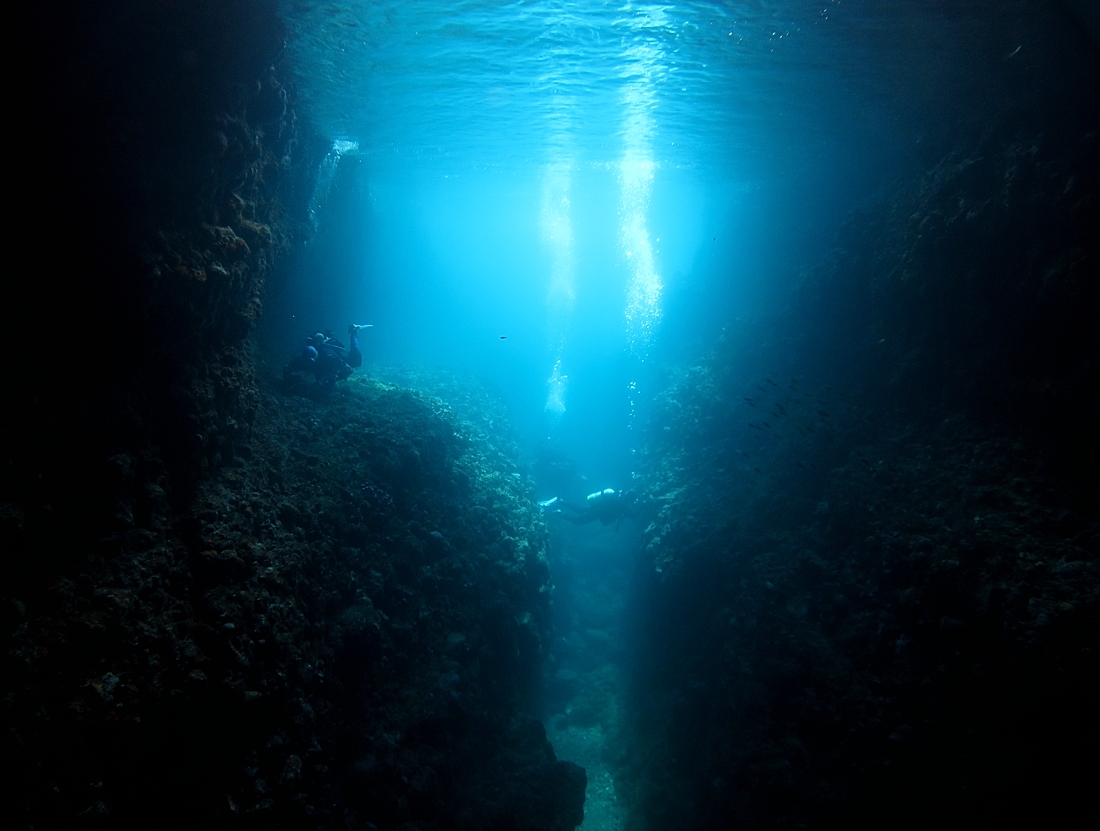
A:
[541, 161, 576, 418]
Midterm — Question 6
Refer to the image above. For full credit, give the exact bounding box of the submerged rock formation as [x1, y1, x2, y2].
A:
[6, 369, 583, 827]
[5, 366, 586, 827]
[620, 132, 1099, 830]
[7, 2, 583, 828]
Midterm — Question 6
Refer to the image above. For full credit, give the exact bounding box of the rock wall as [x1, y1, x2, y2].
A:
[789, 132, 1100, 490]
[13, 0, 316, 545]
[6, 3, 584, 828]
[619, 132, 1099, 830]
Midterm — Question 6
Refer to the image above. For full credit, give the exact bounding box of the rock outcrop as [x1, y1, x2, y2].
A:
[6, 3, 584, 828]
[619, 132, 1099, 830]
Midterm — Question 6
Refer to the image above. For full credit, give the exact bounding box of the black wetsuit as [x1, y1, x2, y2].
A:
[284, 333, 363, 388]
[314, 335, 362, 383]
[559, 489, 630, 526]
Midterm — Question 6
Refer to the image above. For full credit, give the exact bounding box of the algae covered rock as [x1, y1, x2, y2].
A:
[186, 370, 566, 827]
[4, 369, 582, 830]
[620, 134, 1099, 830]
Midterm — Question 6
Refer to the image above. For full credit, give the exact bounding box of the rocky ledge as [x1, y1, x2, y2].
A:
[4, 371, 585, 830]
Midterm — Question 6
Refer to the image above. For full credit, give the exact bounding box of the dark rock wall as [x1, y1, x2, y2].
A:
[790, 132, 1100, 494]
[620, 129, 1099, 830]
[8, 0, 308, 822]
[6, 3, 582, 829]
[12, 0, 317, 553]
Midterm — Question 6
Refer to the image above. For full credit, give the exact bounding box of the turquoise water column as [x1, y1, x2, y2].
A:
[308, 139, 359, 233]
[541, 160, 576, 419]
[618, 38, 664, 438]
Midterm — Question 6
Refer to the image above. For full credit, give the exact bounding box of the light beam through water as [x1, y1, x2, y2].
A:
[541, 160, 576, 418]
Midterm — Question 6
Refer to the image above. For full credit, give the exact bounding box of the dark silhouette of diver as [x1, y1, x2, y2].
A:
[283, 324, 369, 393]
[540, 488, 638, 529]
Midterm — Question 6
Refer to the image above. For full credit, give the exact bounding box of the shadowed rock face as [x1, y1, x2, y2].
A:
[4, 364, 582, 827]
[15, 0, 316, 521]
[8, 2, 1098, 830]
[6, 3, 585, 828]
[620, 131, 1100, 831]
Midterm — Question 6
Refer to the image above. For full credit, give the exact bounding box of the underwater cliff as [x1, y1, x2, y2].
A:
[7, 2, 582, 828]
[622, 133, 1099, 829]
[5, 1, 1099, 830]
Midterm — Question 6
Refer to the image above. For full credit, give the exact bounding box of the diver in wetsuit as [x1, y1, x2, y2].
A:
[540, 488, 638, 528]
[284, 325, 368, 392]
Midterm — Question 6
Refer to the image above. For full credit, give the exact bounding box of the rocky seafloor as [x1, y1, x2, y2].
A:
[4, 370, 585, 829]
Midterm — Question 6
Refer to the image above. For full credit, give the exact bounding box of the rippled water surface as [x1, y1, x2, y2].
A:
[281, 0, 1023, 174]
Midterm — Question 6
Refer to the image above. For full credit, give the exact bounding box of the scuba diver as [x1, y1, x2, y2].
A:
[540, 488, 638, 529]
[283, 324, 371, 393]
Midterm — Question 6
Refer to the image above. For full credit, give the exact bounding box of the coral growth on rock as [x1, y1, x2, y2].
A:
[5, 371, 584, 828]
[7, 3, 585, 828]
[618, 134, 1099, 830]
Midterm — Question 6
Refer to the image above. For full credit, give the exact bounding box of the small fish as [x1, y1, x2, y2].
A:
[748, 422, 762, 430]
[500, 335, 508, 339]
[754, 467, 763, 474]
[797, 461, 805, 469]
[762, 422, 771, 429]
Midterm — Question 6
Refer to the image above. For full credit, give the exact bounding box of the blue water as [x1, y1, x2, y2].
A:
[282, 0, 1000, 173]
[268, 6, 1090, 823]
[275, 0, 1035, 477]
